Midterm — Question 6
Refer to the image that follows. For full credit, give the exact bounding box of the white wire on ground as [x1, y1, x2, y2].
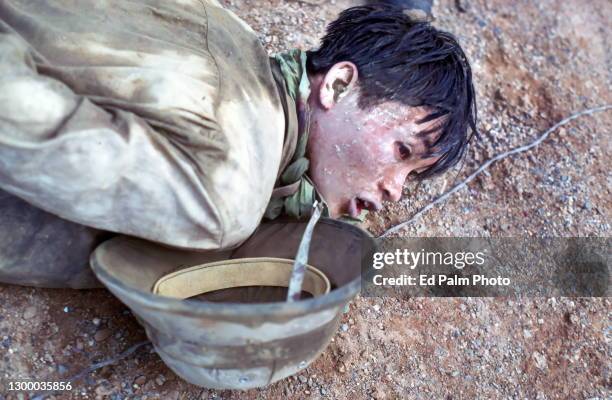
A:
[380, 104, 612, 237]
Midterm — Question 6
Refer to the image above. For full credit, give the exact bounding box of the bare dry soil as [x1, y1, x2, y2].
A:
[1, 0, 610, 399]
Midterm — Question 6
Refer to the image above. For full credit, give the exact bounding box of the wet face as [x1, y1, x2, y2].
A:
[306, 63, 441, 218]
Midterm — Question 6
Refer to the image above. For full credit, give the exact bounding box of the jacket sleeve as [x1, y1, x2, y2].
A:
[0, 33, 229, 250]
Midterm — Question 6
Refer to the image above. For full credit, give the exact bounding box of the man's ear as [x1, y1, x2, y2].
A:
[318, 61, 358, 110]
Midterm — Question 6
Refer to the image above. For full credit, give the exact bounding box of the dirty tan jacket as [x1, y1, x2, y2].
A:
[0, 1, 292, 287]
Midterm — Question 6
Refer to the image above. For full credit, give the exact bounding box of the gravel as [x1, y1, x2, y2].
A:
[94, 328, 112, 342]
[0, 0, 609, 399]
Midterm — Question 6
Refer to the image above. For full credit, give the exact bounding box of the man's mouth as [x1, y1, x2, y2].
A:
[348, 195, 382, 218]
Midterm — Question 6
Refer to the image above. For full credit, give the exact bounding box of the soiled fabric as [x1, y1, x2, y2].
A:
[0, 0, 287, 287]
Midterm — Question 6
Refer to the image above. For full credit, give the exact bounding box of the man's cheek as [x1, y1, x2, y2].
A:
[355, 143, 387, 168]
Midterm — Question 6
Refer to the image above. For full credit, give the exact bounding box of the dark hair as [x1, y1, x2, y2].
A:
[307, 5, 477, 178]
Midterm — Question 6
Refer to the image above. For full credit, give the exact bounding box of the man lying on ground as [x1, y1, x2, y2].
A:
[0, 0, 476, 288]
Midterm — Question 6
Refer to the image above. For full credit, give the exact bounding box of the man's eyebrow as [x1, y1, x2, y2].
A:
[415, 110, 447, 139]
[422, 135, 436, 149]
[409, 129, 439, 156]
[417, 136, 444, 161]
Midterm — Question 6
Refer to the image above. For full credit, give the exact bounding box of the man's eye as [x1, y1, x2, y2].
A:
[396, 142, 412, 160]
[408, 170, 421, 180]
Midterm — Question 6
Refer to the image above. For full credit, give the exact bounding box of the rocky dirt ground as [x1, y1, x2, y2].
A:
[1, 0, 610, 399]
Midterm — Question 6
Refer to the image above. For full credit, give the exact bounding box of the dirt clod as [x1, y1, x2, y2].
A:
[23, 305, 37, 320]
[94, 328, 112, 342]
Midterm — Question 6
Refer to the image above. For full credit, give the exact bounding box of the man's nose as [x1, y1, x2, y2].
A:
[379, 169, 407, 202]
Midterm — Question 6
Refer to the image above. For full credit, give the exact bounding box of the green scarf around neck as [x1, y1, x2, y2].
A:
[265, 50, 367, 223]
[265, 49, 327, 220]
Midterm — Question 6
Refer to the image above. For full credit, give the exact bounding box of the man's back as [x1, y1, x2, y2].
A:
[0, 0, 286, 287]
